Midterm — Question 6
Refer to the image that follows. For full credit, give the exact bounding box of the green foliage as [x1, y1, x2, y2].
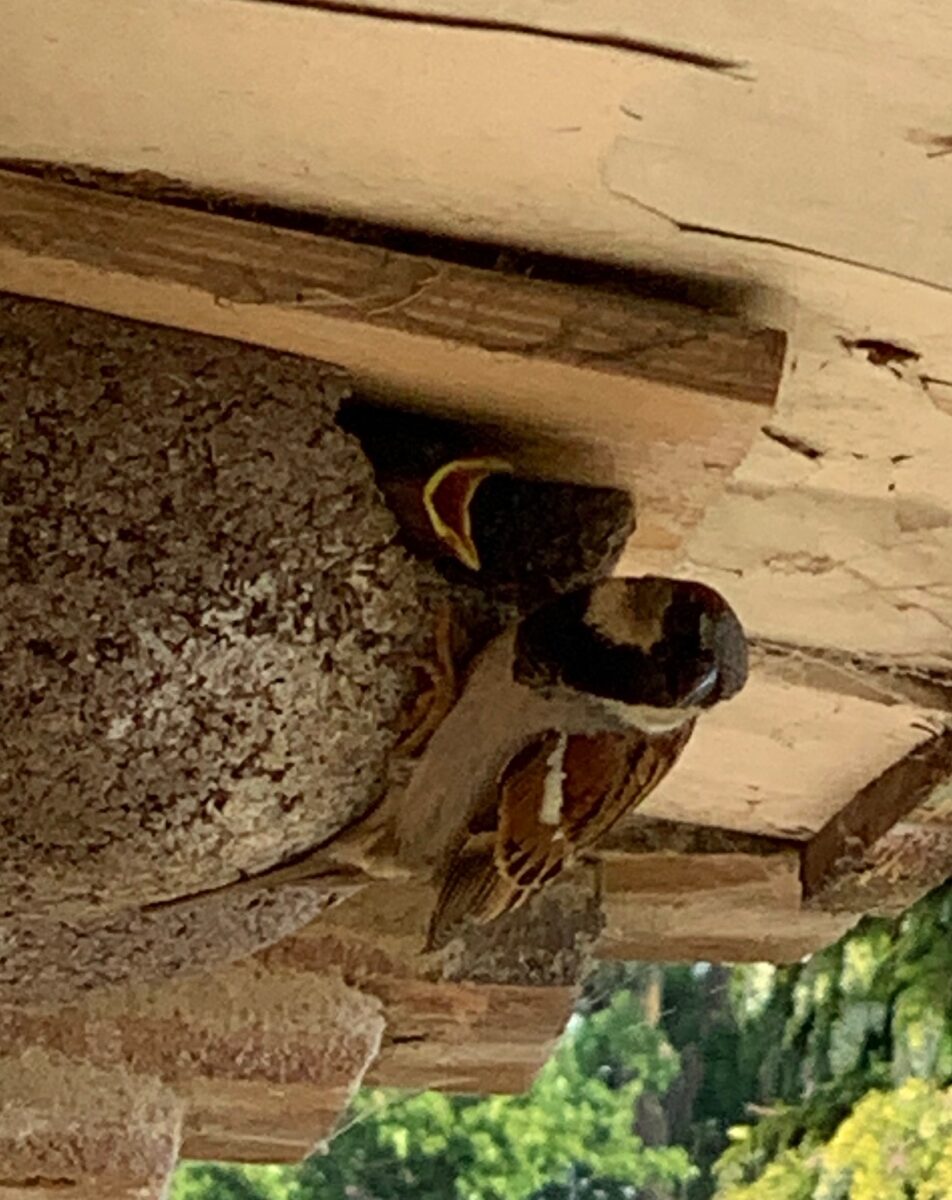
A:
[172, 986, 694, 1200]
[173, 883, 952, 1200]
[716, 1080, 952, 1200]
[173, 1163, 299, 1200]
[713, 882, 952, 1197]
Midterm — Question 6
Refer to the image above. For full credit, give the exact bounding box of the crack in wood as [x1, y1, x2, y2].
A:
[749, 637, 952, 710]
[245, 0, 748, 74]
[761, 424, 824, 459]
[602, 179, 952, 298]
[838, 336, 921, 368]
[0, 1178, 77, 1190]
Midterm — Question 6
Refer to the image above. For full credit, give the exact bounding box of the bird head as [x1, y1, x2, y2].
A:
[448, 472, 635, 611]
[511, 576, 748, 731]
[337, 401, 634, 611]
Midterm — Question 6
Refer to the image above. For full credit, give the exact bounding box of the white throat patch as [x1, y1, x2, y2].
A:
[598, 699, 698, 734]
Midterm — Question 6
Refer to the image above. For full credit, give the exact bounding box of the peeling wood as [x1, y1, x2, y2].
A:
[676, 327, 952, 666]
[761, 424, 824, 460]
[838, 336, 922, 369]
[907, 129, 952, 159]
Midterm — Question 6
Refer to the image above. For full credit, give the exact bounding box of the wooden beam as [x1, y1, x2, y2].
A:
[639, 677, 945, 840]
[802, 722, 952, 914]
[598, 815, 799, 858]
[0, 169, 783, 562]
[804, 820, 952, 920]
[263, 885, 582, 1093]
[596, 846, 856, 964]
[9, 0, 952, 383]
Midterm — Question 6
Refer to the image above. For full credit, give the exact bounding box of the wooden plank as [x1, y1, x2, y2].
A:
[181, 1079, 352, 1163]
[597, 848, 856, 964]
[803, 820, 952, 919]
[9, 0, 952, 379]
[672, 331, 952, 673]
[0, 169, 783, 562]
[598, 815, 798, 858]
[802, 723, 952, 914]
[639, 677, 943, 839]
[366, 980, 575, 1093]
[0, 171, 782, 405]
[10, 2, 952, 636]
[259, 896, 576, 1094]
[596, 924, 857, 966]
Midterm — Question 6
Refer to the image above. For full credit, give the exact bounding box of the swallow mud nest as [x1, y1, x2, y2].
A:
[0, 295, 429, 998]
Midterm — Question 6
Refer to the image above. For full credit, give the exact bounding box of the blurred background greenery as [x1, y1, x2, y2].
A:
[172, 881, 952, 1200]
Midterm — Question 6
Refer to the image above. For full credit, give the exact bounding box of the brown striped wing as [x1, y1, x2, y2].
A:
[495, 721, 697, 902]
[428, 719, 696, 943]
[560, 720, 696, 851]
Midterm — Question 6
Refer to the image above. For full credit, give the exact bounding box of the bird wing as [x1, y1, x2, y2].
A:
[427, 720, 696, 946]
[496, 721, 696, 896]
[558, 721, 696, 852]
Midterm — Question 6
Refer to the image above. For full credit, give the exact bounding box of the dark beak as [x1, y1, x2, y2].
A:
[681, 665, 718, 708]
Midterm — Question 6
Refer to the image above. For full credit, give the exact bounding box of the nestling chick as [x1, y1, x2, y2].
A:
[338, 401, 635, 610]
[327, 575, 747, 942]
[341, 400, 636, 764]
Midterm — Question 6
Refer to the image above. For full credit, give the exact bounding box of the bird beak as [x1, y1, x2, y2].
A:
[422, 457, 512, 570]
[681, 665, 719, 708]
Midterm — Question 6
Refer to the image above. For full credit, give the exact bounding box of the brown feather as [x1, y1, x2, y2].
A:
[560, 721, 696, 851]
[426, 841, 515, 949]
[429, 718, 697, 938]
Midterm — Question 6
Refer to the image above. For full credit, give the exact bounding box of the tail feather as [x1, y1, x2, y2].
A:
[426, 850, 516, 950]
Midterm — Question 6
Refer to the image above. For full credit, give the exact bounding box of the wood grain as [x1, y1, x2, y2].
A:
[597, 847, 857, 964]
[640, 677, 944, 839]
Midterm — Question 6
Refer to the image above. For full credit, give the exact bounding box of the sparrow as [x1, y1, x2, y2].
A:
[146, 575, 746, 937]
[331, 574, 748, 945]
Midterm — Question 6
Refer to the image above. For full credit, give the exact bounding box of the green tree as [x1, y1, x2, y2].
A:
[715, 1079, 952, 1200]
[172, 985, 694, 1200]
[712, 883, 952, 1196]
